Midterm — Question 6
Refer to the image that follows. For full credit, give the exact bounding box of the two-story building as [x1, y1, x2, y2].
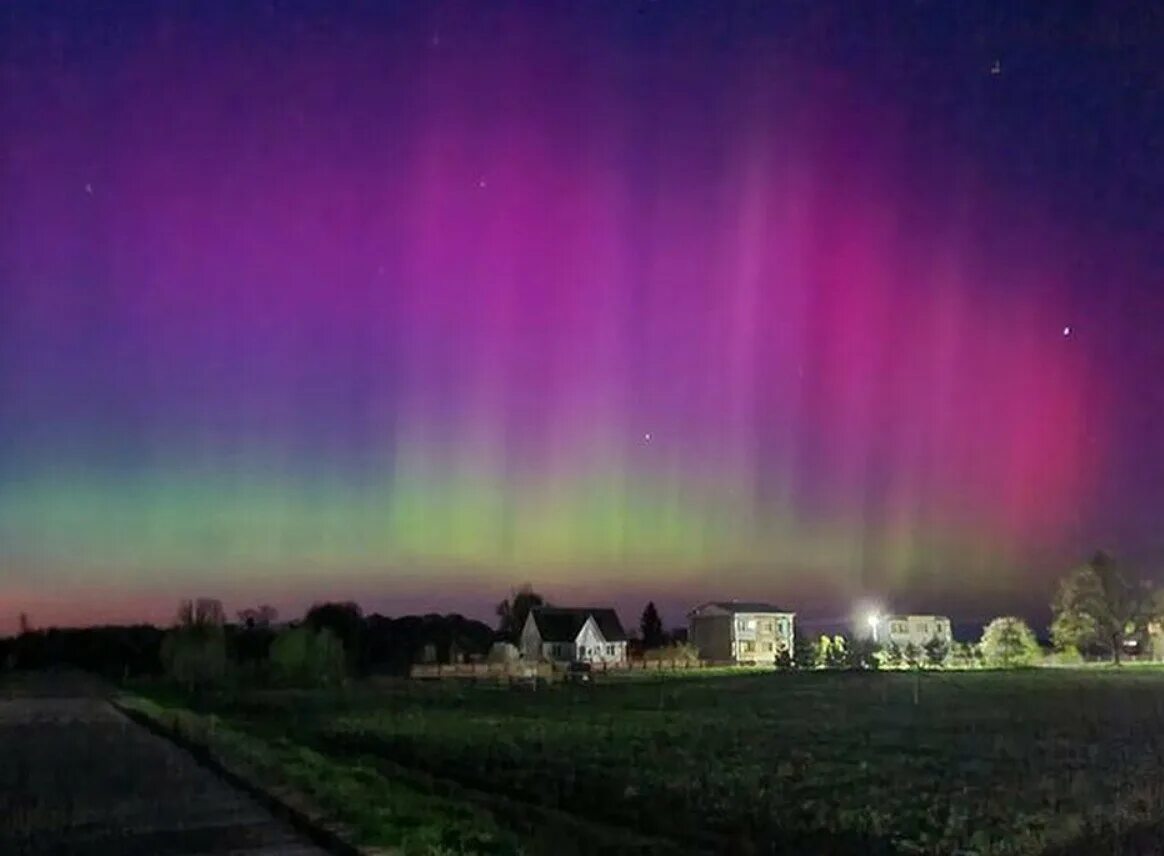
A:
[520, 606, 628, 665]
[876, 614, 952, 649]
[688, 601, 795, 664]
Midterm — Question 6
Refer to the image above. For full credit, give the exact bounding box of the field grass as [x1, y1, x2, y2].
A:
[116, 693, 525, 855]
[133, 668, 1164, 854]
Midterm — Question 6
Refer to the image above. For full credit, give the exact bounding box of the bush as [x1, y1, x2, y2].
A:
[793, 630, 818, 669]
[818, 635, 848, 669]
[161, 626, 228, 691]
[879, 642, 903, 669]
[948, 641, 982, 669]
[270, 626, 347, 687]
[902, 642, 922, 668]
[846, 638, 880, 670]
[980, 617, 1041, 668]
[642, 642, 700, 663]
[1047, 645, 1084, 666]
[924, 635, 951, 668]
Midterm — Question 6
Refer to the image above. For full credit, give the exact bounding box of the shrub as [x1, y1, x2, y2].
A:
[642, 642, 700, 663]
[270, 626, 347, 687]
[879, 641, 903, 669]
[161, 626, 228, 691]
[903, 642, 922, 668]
[1047, 644, 1084, 666]
[846, 638, 880, 670]
[819, 635, 848, 669]
[793, 630, 818, 669]
[924, 635, 951, 668]
[948, 641, 981, 669]
[979, 616, 1041, 668]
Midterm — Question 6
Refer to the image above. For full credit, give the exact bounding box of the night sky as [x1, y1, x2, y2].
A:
[1, 2, 1161, 632]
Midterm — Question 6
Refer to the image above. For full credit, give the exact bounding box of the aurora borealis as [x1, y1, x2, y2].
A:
[2, 3, 1161, 630]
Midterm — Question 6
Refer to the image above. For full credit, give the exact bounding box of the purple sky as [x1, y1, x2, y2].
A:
[1, 3, 1161, 633]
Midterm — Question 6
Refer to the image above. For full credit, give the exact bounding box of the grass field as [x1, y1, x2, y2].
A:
[131, 668, 1164, 854]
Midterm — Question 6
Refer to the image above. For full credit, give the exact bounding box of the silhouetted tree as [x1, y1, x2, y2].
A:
[793, 628, 817, 669]
[1051, 550, 1153, 664]
[3, 625, 164, 678]
[640, 602, 666, 649]
[237, 605, 278, 629]
[495, 584, 545, 640]
[364, 613, 395, 671]
[177, 598, 225, 629]
[305, 601, 365, 669]
[270, 626, 345, 687]
[846, 637, 880, 670]
[163, 600, 227, 691]
[18, 612, 30, 635]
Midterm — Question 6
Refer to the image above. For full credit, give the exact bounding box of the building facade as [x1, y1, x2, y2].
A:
[877, 615, 953, 649]
[520, 607, 628, 664]
[688, 601, 795, 664]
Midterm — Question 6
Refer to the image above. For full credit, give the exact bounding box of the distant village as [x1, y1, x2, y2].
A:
[6, 552, 1161, 683]
[450, 600, 963, 675]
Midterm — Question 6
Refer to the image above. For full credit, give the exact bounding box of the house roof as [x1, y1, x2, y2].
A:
[530, 607, 628, 643]
[886, 614, 950, 622]
[689, 601, 793, 616]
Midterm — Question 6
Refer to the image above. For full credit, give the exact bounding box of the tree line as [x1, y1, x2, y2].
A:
[0, 600, 498, 687]
[1, 549, 1155, 682]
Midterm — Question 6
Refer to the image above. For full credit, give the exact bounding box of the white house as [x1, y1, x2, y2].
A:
[688, 601, 796, 664]
[876, 614, 953, 650]
[520, 607, 628, 664]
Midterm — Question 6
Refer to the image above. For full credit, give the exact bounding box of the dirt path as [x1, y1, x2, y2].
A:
[0, 672, 330, 855]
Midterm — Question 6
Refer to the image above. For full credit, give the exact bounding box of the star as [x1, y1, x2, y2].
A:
[84, 183, 93, 194]
[1062, 326, 1072, 337]
[990, 59, 1001, 76]
[476, 177, 487, 189]
[643, 432, 652, 442]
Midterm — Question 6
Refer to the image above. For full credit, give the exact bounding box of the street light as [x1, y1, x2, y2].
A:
[866, 612, 882, 644]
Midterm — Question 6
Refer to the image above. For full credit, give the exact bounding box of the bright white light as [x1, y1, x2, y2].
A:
[643, 432, 651, 442]
[1063, 326, 1072, 337]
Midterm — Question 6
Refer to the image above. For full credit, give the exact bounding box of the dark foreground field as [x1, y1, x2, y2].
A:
[0, 671, 328, 856]
[123, 667, 1164, 855]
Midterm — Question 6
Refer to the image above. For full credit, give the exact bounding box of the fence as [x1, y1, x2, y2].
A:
[410, 657, 739, 681]
[409, 661, 553, 681]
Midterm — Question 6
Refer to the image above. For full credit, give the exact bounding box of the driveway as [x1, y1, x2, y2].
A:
[0, 671, 329, 855]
